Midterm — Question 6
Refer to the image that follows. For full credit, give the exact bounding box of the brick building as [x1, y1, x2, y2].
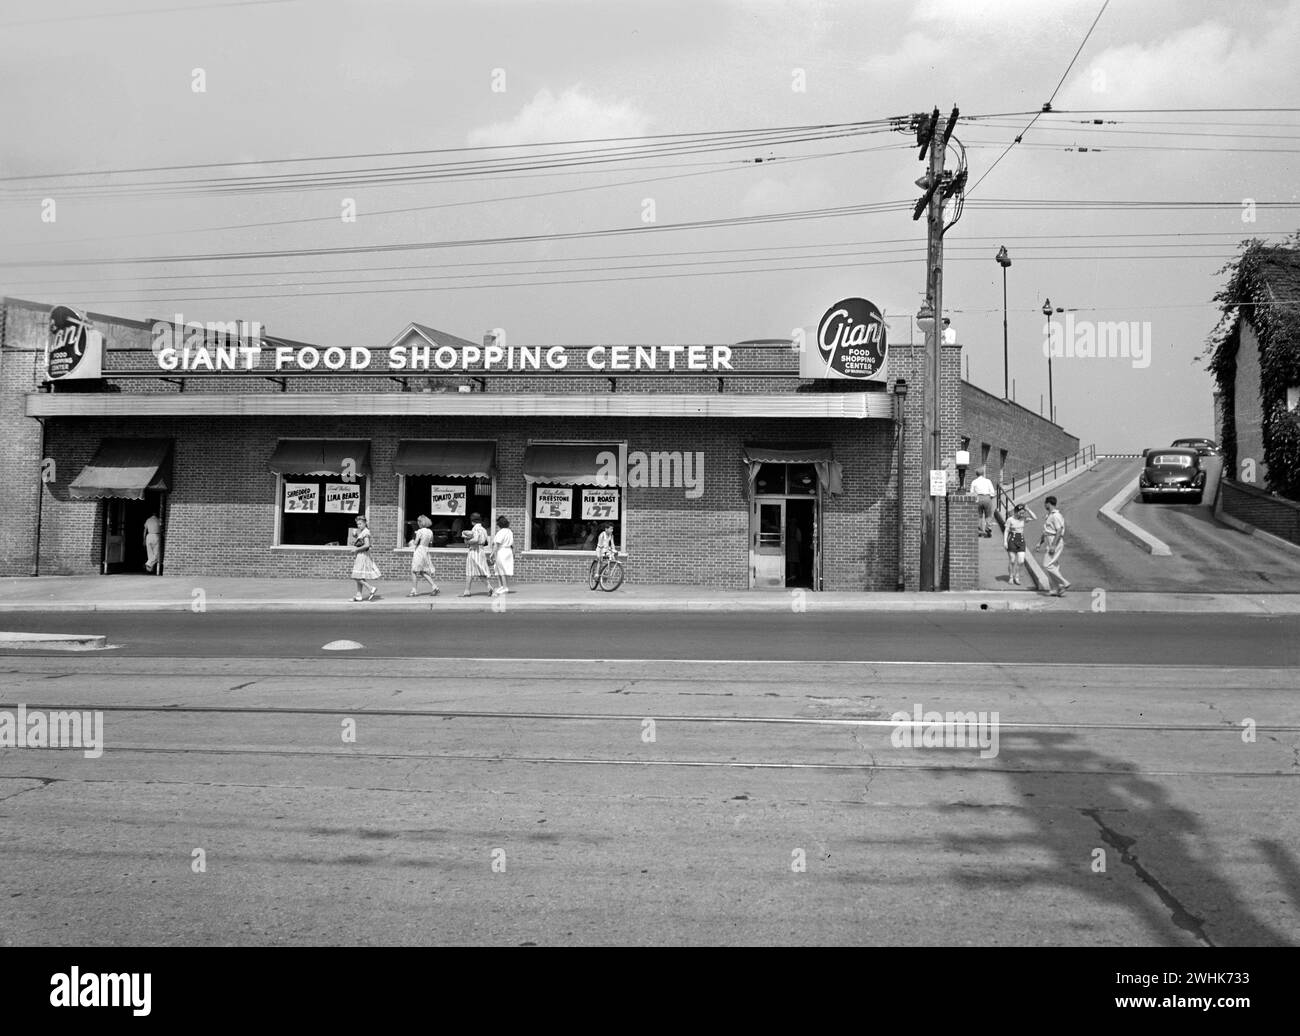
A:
[960, 381, 1081, 483]
[2, 296, 994, 590]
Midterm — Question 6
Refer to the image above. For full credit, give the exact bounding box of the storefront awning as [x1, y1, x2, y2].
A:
[743, 442, 843, 496]
[69, 438, 173, 500]
[523, 443, 620, 485]
[394, 440, 496, 478]
[267, 440, 372, 477]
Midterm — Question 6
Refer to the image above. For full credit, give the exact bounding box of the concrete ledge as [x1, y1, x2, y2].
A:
[1098, 477, 1172, 556]
[0, 631, 108, 650]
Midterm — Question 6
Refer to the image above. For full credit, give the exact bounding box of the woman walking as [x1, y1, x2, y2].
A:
[490, 516, 514, 596]
[1003, 502, 1036, 586]
[461, 512, 493, 597]
[408, 514, 439, 597]
[350, 515, 382, 601]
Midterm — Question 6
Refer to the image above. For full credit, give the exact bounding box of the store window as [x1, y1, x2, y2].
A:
[268, 440, 372, 547]
[753, 462, 817, 495]
[394, 441, 497, 548]
[523, 442, 623, 552]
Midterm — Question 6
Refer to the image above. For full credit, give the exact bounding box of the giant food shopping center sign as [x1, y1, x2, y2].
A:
[152, 320, 736, 372]
[799, 297, 888, 381]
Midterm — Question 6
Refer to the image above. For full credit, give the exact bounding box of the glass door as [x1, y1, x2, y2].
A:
[751, 500, 785, 588]
[103, 500, 126, 572]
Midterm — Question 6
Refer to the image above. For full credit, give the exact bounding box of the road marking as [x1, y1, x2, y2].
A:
[322, 640, 364, 651]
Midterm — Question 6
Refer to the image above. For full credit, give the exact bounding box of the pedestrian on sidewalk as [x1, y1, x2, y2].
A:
[1003, 502, 1036, 585]
[1037, 496, 1071, 597]
[491, 515, 514, 596]
[143, 512, 162, 572]
[461, 512, 493, 597]
[970, 467, 995, 537]
[350, 516, 382, 601]
[408, 514, 439, 597]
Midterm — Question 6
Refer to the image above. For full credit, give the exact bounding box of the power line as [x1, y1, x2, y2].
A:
[964, 0, 1111, 198]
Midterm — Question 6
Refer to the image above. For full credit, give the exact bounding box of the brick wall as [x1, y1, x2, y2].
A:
[1230, 321, 1268, 486]
[0, 303, 49, 576]
[961, 381, 1081, 482]
[1220, 479, 1300, 544]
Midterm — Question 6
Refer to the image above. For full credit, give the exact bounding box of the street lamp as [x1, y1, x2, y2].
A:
[1042, 298, 1055, 424]
[996, 246, 1011, 399]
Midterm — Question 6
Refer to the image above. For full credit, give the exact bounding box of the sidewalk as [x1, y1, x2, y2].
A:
[1, 575, 1299, 614]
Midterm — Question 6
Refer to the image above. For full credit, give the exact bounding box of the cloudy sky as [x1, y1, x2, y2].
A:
[2, 0, 1297, 451]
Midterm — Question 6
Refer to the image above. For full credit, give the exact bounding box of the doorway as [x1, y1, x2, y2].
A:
[103, 491, 166, 574]
[749, 465, 821, 590]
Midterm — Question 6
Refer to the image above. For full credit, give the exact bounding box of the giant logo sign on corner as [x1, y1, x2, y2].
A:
[46, 305, 103, 381]
[800, 297, 888, 381]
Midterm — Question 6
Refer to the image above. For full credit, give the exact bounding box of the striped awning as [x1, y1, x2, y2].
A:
[394, 440, 496, 478]
[69, 438, 173, 500]
[267, 439, 372, 476]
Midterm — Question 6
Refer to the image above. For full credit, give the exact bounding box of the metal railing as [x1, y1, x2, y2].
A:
[995, 444, 1096, 518]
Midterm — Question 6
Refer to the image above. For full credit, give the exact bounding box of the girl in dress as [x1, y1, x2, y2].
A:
[408, 514, 439, 597]
[350, 515, 382, 601]
[461, 512, 493, 597]
[1003, 502, 1036, 586]
[490, 515, 514, 596]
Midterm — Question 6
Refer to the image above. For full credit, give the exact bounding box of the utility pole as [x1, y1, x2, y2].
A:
[913, 105, 961, 591]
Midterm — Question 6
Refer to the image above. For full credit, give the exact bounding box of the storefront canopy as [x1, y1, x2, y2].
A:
[522, 443, 620, 486]
[69, 438, 173, 500]
[394, 440, 496, 478]
[267, 439, 372, 477]
[743, 443, 843, 496]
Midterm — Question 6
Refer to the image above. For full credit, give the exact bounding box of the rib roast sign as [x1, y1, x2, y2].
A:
[800, 297, 888, 381]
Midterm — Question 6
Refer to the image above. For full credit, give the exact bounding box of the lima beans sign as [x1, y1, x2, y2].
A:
[799, 297, 888, 381]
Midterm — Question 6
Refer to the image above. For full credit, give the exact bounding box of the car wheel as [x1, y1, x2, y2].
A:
[1140, 492, 1151, 503]
[1193, 492, 1203, 504]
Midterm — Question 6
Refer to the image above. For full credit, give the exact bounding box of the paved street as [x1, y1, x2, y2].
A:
[1, 613, 1297, 946]
[994, 457, 1300, 594]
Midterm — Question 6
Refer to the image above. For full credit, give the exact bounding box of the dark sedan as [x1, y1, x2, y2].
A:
[1140, 448, 1206, 503]
[1171, 437, 1222, 457]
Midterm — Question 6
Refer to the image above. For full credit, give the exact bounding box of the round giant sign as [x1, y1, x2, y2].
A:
[47, 305, 89, 379]
[815, 297, 887, 379]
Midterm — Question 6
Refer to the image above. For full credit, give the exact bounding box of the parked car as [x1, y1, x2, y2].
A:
[1140, 448, 1206, 503]
[1170, 437, 1222, 457]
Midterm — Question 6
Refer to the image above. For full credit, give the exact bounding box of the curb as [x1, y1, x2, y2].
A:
[0, 631, 108, 650]
[1098, 477, 1172, 556]
[0, 597, 1048, 615]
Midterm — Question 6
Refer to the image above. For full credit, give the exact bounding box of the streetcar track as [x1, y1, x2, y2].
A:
[1, 701, 1296, 732]
[1, 743, 1293, 778]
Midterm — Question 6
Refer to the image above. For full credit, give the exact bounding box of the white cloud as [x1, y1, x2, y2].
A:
[467, 86, 652, 147]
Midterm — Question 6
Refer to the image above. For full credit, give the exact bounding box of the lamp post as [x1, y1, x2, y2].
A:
[1041, 298, 1055, 425]
[894, 377, 909, 591]
[996, 246, 1011, 399]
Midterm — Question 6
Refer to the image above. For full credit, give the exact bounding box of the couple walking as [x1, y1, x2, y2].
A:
[1002, 495, 1071, 596]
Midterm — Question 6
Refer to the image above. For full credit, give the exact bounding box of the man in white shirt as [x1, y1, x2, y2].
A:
[969, 467, 995, 538]
[1036, 496, 1071, 597]
[143, 513, 161, 573]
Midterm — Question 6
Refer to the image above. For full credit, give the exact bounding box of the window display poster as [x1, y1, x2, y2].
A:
[581, 488, 620, 520]
[324, 482, 362, 514]
[284, 482, 319, 513]
[429, 485, 467, 515]
[535, 486, 572, 519]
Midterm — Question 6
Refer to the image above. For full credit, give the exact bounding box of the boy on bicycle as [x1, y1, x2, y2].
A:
[596, 523, 618, 560]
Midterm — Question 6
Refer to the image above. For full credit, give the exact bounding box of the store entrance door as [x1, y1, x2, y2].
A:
[750, 494, 820, 590]
[103, 491, 166, 574]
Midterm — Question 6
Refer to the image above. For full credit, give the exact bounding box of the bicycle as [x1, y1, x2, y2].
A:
[587, 551, 627, 592]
